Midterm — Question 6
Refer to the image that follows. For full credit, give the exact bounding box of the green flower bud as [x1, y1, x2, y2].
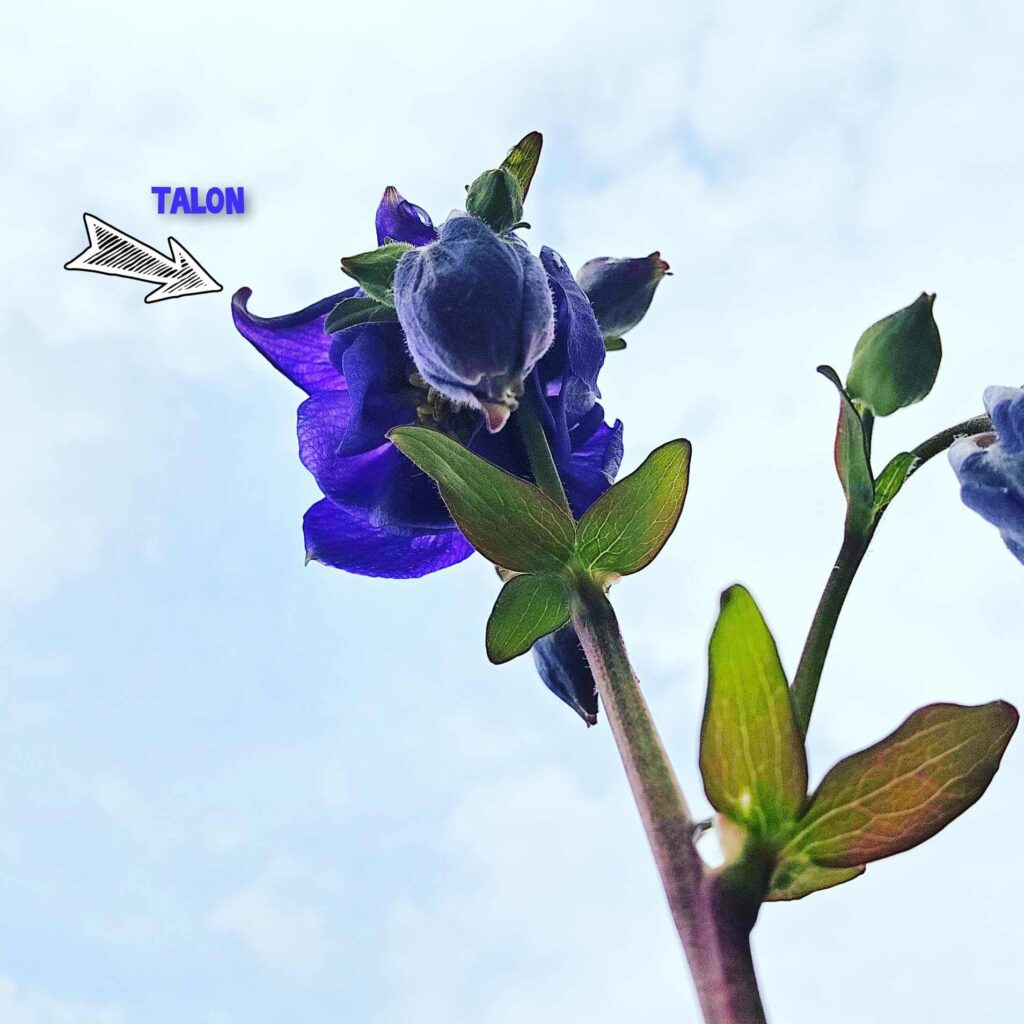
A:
[846, 293, 942, 416]
[465, 168, 525, 235]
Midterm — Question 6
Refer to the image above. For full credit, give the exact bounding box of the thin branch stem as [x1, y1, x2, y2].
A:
[791, 410, 991, 736]
[791, 530, 869, 735]
[515, 389, 573, 516]
[572, 577, 768, 1024]
[905, 413, 992, 479]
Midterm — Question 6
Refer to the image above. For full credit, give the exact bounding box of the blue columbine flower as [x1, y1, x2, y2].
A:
[394, 214, 554, 433]
[577, 252, 670, 340]
[949, 385, 1024, 564]
[231, 186, 667, 723]
[232, 187, 622, 578]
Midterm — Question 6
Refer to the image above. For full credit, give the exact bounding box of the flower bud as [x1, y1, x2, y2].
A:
[375, 186, 437, 247]
[393, 214, 555, 433]
[465, 168, 525, 235]
[576, 252, 670, 340]
[950, 385, 1024, 564]
[846, 293, 941, 417]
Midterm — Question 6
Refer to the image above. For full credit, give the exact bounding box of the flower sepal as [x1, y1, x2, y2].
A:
[339, 241, 414, 305]
[465, 167, 525, 234]
[323, 295, 398, 334]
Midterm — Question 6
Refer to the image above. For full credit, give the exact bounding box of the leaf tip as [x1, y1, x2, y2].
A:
[991, 699, 1020, 737]
[718, 583, 747, 612]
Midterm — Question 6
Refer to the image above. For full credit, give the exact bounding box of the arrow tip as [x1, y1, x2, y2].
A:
[144, 238, 223, 303]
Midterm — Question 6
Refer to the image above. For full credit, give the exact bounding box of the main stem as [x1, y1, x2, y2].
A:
[572, 576, 767, 1024]
[515, 406, 766, 1021]
[791, 411, 993, 735]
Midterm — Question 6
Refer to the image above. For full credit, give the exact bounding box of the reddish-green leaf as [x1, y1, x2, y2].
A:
[700, 586, 808, 843]
[818, 365, 874, 536]
[766, 856, 864, 902]
[873, 451, 917, 514]
[486, 574, 571, 664]
[784, 701, 1018, 869]
[389, 426, 575, 574]
[576, 439, 691, 578]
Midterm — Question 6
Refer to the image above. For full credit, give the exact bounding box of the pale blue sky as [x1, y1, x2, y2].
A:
[4, 1, 1024, 1021]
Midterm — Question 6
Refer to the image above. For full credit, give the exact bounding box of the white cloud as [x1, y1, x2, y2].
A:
[0, 978, 125, 1024]
[4, 1, 1024, 1021]
[210, 870, 327, 978]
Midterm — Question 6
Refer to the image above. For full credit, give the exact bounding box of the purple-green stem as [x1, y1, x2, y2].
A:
[517, 399, 767, 1020]
[516, 397, 991, 1022]
[572, 575, 768, 1024]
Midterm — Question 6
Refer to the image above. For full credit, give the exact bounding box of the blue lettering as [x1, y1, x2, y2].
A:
[151, 186, 171, 213]
[225, 187, 245, 215]
[155, 186, 246, 214]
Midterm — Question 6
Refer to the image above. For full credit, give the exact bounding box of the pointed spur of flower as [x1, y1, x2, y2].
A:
[532, 624, 599, 725]
[393, 214, 555, 432]
[576, 251, 670, 341]
[949, 385, 1024, 564]
[375, 186, 438, 247]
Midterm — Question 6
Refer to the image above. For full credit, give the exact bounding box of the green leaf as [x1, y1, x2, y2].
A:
[766, 857, 864, 902]
[499, 131, 543, 201]
[485, 574, 571, 664]
[818, 365, 874, 536]
[846, 293, 942, 416]
[339, 241, 413, 305]
[783, 701, 1018, 869]
[465, 168, 524, 234]
[388, 425, 575, 574]
[576, 439, 691, 578]
[699, 585, 808, 843]
[324, 296, 398, 334]
[604, 336, 627, 352]
[873, 451, 918, 514]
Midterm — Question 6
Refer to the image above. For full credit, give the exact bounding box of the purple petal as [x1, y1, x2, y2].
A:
[539, 247, 606, 426]
[337, 324, 418, 456]
[374, 449, 463, 533]
[233, 287, 355, 394]
[563, 417, 625, 519]
[303, 498, 473, 578]
[1003, 533, 1024, 565]
[948, 436, 988, 476]
[375, 187, 438, 247]
[297, 394, 454, 532]
[297, 392, 388, 511]
[959, 479, 1024, 534]
[984, 385, 1024, 454]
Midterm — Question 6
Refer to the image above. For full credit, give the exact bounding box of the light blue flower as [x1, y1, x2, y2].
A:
[949, 386, 1024, 564]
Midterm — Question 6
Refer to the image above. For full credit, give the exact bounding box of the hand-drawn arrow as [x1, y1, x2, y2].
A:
[64, 213, 222, 303]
